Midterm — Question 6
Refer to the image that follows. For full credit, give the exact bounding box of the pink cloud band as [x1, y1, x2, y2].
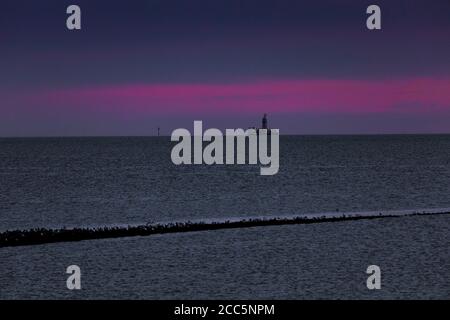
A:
[17, 78, 450, 116]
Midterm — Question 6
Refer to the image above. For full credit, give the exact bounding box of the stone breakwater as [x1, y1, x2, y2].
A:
[1, 210, 449, 248]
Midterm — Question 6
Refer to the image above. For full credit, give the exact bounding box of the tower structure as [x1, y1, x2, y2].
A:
[262, 114, 268, 130]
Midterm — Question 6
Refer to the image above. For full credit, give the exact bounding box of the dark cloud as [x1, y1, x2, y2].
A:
[1, 0, 449, 87]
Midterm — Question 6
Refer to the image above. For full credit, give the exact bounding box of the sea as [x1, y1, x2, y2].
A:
[0, 135, 449, 299]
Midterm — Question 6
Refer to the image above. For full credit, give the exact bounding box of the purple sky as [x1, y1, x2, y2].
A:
[1, 0, 449, 136]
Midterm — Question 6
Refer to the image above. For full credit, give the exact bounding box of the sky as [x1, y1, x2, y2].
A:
[0, 0, 449, 136]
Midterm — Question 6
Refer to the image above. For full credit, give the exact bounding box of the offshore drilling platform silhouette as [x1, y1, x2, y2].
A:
[250, 113, 271, 135]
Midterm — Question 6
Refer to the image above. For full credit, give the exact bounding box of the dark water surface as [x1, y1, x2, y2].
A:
[1, 135, 449, 298]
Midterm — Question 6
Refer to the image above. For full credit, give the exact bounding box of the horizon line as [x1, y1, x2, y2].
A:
[1, 132, 450, 139]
